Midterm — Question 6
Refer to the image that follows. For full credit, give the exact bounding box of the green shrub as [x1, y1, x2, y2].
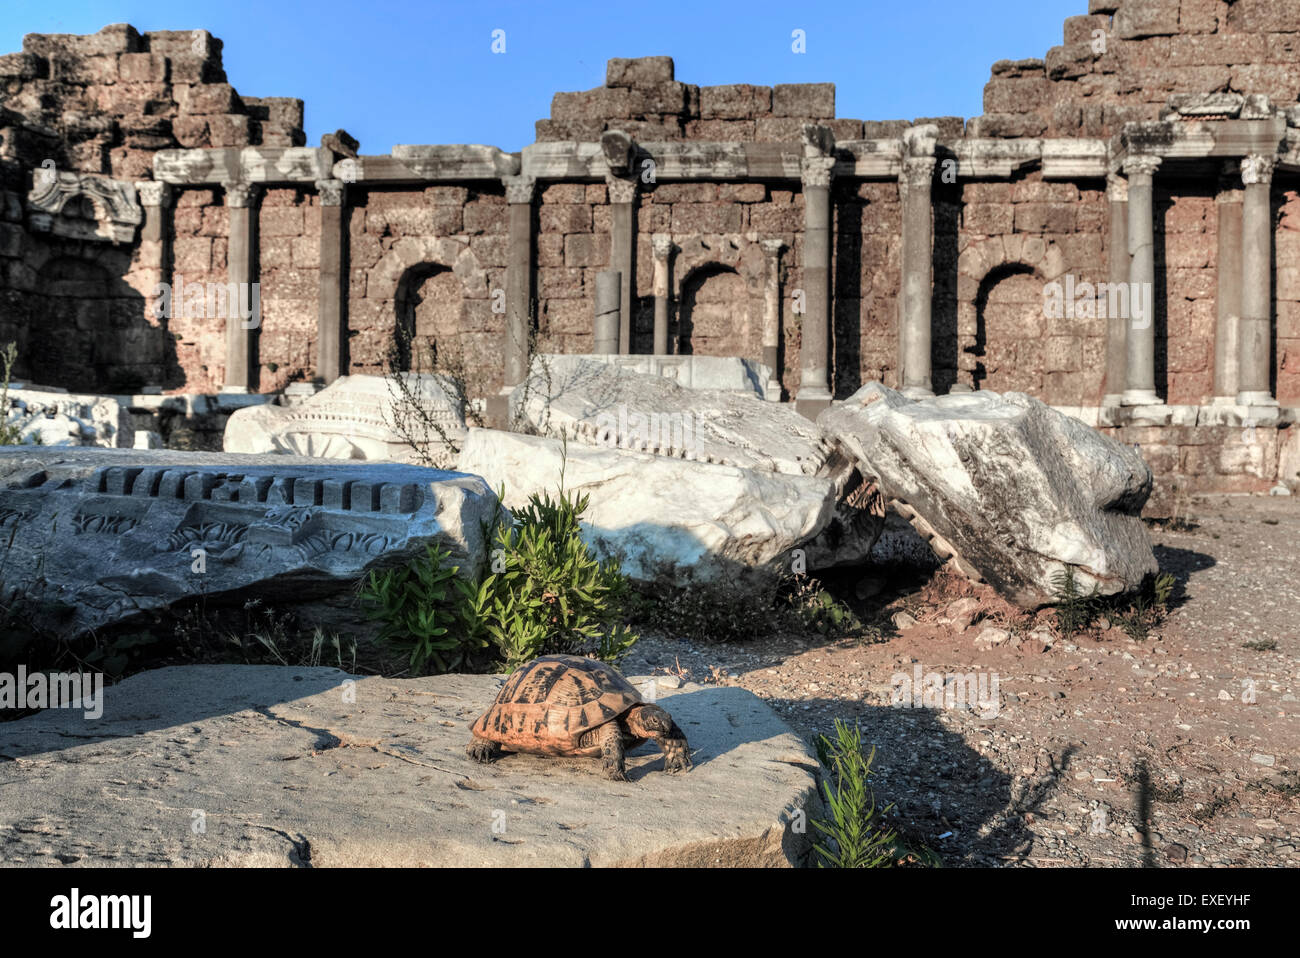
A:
[359, 487, 636, 675]
[483, 488, 636, 669]
[812, 719, 899, 868]
[359, 544, 490, 674]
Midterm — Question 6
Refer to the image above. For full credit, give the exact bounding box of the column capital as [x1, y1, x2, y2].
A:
[760, 237, 786, 257]
[1121, 154, 1162, 178]
[222, 181, 257, 208]
[604, 174, 637, 204]
[135, 180, 172, 208]
[651, 232, 673, 259]
[800, 155, 836, 189]
[1241, 154, 1277, 186]
[503, 174, 536, 205]
[315, 179, 346, 206]
[1106, 172, 1127, 203]
[898, 156, 936, 197]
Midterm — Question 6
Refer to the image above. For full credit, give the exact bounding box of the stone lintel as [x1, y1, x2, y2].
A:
[153, 147, 335, 186]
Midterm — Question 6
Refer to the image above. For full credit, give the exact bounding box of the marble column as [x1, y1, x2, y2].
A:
[651, 233, 672, 356]
[222, 180, 258, 393]
[1102, 172, 1128, 406]
[1121, 155, 1161, 405]
[899, 155, 937, 398]
[135, 181, 172, 327]
[315, 178, 347, 385]
[761, 238, 785, 398]
[1237, 154, 1277, 407]
[1213, 166, 1243, 405]
[796, 155, 835, 417]
[489, 174, 536, 425]
[606, 175, 637, 353]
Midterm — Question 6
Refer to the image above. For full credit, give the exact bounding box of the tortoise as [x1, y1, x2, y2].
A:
[466, 654, 692, 781]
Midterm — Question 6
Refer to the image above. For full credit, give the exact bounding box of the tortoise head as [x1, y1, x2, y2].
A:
[624, 703, 673, 737]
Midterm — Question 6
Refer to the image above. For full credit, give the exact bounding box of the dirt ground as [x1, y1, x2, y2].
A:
[622, 494, 1300, 867]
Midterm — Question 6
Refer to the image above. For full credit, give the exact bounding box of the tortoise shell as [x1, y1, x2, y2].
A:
[470, 654, 642, 755]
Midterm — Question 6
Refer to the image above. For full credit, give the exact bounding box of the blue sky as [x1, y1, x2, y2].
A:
[2, 0, 1086, 153]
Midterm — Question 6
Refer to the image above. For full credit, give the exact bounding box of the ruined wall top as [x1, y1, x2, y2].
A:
[974, 0, 1300, 139]
[536, 55, 966, 145]
[0, 23, 306, 185]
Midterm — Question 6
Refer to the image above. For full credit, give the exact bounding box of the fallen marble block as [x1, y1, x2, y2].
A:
[510, 356, 881, 568]
[531, 353, 777, 398]
[458, 427, 835, 587]
[0, 447, 503, 638]
[4, 387, 131, 448]
[0, 665, 822, 867]
[819, 384, 1158, 606]
[223, 373, 466, 468]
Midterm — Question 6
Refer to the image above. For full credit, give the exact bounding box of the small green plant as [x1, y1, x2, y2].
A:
[0, 342, 23, 446]
[812, 719, 899, 868]
[1111, 571, 1176, 642]
[360, 544, 490, 674]
[1051, 567, 1100, 638]
[482, 488, 637, 669]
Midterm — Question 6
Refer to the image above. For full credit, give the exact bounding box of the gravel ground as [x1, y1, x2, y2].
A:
[622, 494, 1300, 867]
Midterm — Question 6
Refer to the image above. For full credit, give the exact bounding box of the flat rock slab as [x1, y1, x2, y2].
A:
[0, 665, 821, 867]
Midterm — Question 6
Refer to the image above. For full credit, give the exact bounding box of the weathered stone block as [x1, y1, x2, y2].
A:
[605, 56, 674, 88]
[771, 83, 834, 119]
[700, 83, 771, 118]
[540, 204, 592, 234]
[118, 52, 167, 83]
[178, 81, 240, 115]
[1115, 0, 1181, 38]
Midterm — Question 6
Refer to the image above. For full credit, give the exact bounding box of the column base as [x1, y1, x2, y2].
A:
[1210, 395, 1239, 407]
[1235, 391, 1278, 407]
[1100, 393, 1124, 407]
[220, 386, 251, 395]
[794, 389, 832, 421]
[1120, 389, 1162, 406]
[946, 383, 973, 394]
[900, 384, 934, 399]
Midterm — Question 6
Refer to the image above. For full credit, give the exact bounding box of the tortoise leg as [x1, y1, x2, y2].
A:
[466, 734, 501, 764]
[598, 722, 628, 782]
[626, 705, 693, 773]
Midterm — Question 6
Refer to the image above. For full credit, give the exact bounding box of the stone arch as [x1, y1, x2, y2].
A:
[676, 263, 750, 356]
[957, 236, 1063, 393]
[393, 262, 463, 373]
[357, 237, 485, 379]
[20, 241, 170, 393]
[669, 234, 765, 357]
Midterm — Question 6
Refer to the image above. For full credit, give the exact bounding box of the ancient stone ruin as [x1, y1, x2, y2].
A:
[0, 5, 1296, 500]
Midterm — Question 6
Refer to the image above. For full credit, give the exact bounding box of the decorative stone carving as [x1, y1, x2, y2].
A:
[1240, 154, 1276, 186]
[605, 175, 638, 204]
[223, 374, 467, 468]
[315, 178, 346, 206]
[799, 155, 836, 189]
[652, 233, 673, 259]
[1106, 172, 1128, 203]
[503, 174, 536, 205]
[222, 180, 256, 207]
[0, 447, 504, 639]
[4, 388, 131, 448]
[1121, 154, 1162, 178]
[898, 156, 936, 196]
[134, 180, 172, 208]
[26, 170, 144, 243]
